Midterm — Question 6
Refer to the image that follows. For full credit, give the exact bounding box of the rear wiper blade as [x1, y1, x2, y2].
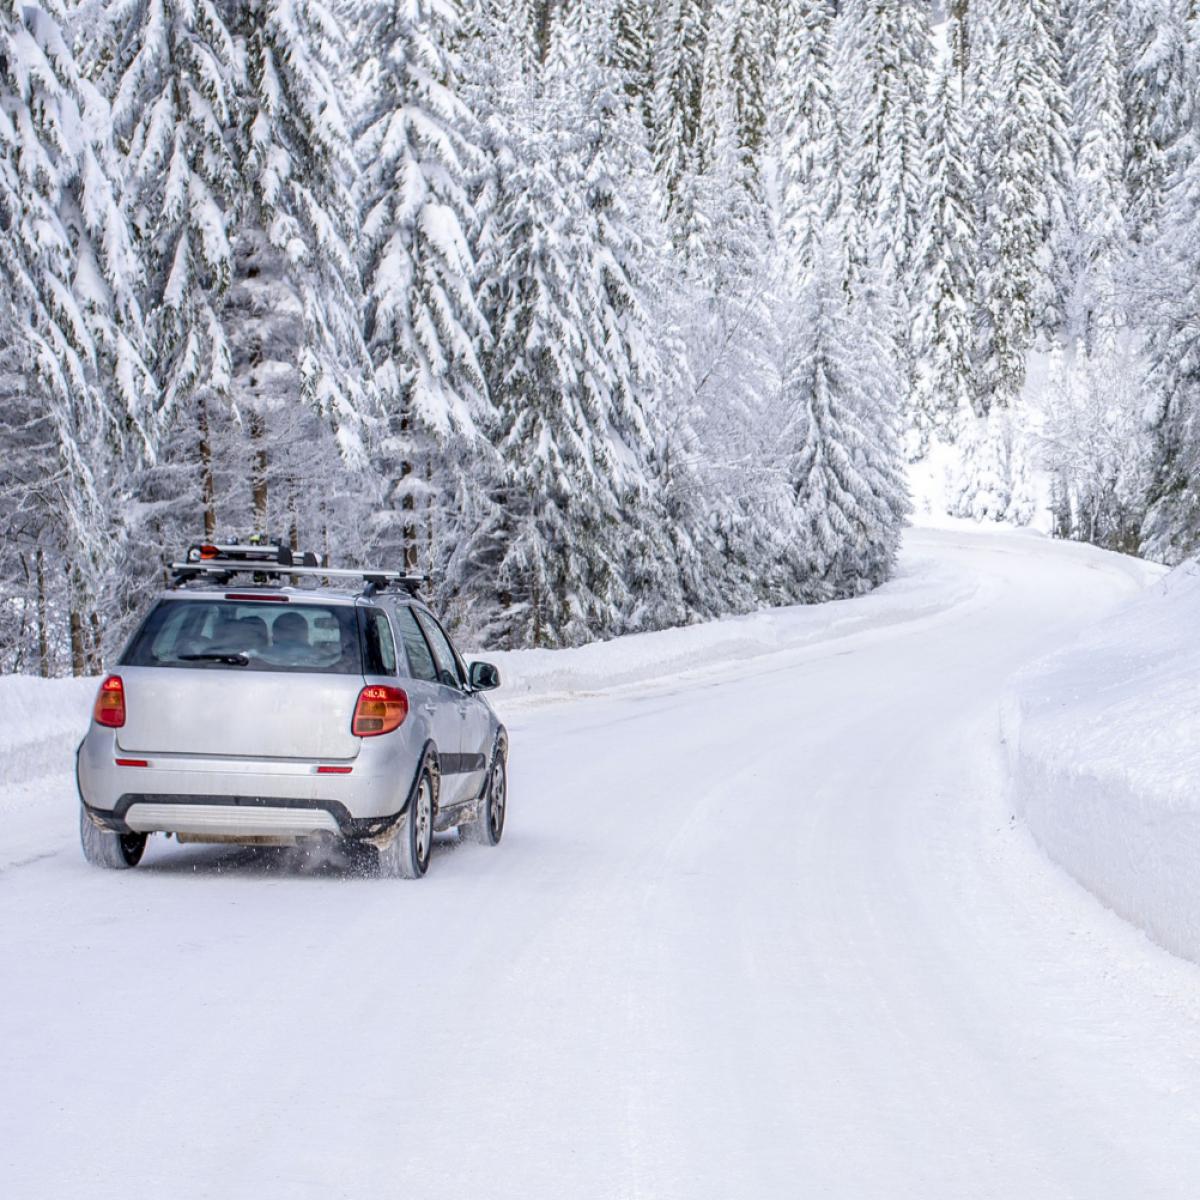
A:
[178, 652, 250, 666]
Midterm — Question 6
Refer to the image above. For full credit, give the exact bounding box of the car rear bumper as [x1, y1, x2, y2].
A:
[82, 793, 401, 840]
[77, 729, 417, 839]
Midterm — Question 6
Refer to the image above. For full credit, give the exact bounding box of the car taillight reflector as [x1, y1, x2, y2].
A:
[115, 758, 148, 768]
[315, 765, 353, 775]
[352, 686, 408, 737]
[94, 675, 126, 728]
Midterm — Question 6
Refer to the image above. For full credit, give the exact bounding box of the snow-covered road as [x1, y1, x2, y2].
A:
[4, 528, 1200, 1199]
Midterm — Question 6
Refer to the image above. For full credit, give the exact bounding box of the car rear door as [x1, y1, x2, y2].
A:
[413, 609, 489, 804]
[391, 604, 466, 805]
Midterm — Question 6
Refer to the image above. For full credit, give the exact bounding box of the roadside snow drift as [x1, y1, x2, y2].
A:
[1004, 559, 1200, 962]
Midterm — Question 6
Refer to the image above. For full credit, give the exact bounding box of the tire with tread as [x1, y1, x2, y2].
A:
[462, 748, 506, 847]
[378, 769, 434, 879]
[79, 806, 147, 869]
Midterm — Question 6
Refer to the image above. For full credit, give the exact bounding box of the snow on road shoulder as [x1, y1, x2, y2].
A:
[483, 526, 985, 710]
[0, 676, 96, 869]
[1003, 558, 1199, 963]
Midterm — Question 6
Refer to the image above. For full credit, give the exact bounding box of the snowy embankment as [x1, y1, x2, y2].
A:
[483, 533, 981, 707]
[1002, 558, 1200, 962]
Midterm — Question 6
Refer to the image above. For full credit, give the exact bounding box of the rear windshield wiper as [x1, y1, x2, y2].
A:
[177, 652, 251, 666]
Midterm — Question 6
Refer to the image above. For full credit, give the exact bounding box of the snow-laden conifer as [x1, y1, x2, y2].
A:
[223, 0, 375, 529]
[912, 62, 976, 445]
[95, 0, 240, 539]
[1121, 0, 1192, 243]
[1139, 147, 1200, 562]
[355, 0, 489, 572]
[774, 0, 839, 271]
[0, 0, 154, 671]
[652, 0, 711, 231]
[781, 232, 910, 600]
[100, 0, 238, 417]
[1068, 0, 1129, 346]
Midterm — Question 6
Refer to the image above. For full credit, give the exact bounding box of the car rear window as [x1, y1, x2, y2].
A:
[121, 599, 363, 674]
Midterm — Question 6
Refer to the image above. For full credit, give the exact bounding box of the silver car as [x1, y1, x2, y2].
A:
[76, 542, 507, 878]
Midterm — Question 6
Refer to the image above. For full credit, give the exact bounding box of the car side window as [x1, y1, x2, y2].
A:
[361, 608, 398, 676]
[392, 606, 438, 684]
[414, 610, 465, 690]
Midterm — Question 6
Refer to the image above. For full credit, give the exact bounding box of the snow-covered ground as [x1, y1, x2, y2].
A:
[1004, 556, 1200, 963]
[4, 525, 1200, 1199]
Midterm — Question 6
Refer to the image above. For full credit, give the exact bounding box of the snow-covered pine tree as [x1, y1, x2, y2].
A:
[861, 0, 932, 288]
[1035, 335, 1150, 550]
[612, 0, 656, 136]
[774, 0, 839, 272]
[912, 61, 976, 446]
[1067, 0, 1129, 348]
[90, 0, 241, 606]
[1, 0, 155, 672]
[354, 0, 489, 575]
[453, 16, 632, 647]
[223, 0, 375, 533]
[948, 407, 1036, 523]
[836, 0, 931, 414]
[974, 0, 1072, 359]
[652, 0, 712, 233]
[99, 0, 238, 449]
[1139, 145, 1200, 562]
[557, 3, 698, 629]
[781, 230, 911, 601]
[725, 0, 768, 195]
[1121, 0, 1192, 245]
[681, 2, 804, 608]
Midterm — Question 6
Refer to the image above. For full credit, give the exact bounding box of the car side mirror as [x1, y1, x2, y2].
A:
[468, 661, 500, 691]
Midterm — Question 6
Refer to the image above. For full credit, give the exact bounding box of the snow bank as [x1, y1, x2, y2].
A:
[1003, 559, 1200, 962]
[481, 533, 980, 707]
[1, 675, 95, 782]
[0, 676, 97, 867]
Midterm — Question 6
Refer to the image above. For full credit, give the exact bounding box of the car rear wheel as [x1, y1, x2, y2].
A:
[79, 806, 147, 869]
[463, 752, 506, 846]
[378, 770, 433, 879]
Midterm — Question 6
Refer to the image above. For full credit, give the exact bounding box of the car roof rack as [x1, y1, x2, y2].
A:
[167, 539, 428, 597]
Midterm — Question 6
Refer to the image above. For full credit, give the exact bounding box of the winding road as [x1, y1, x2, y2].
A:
[4, 528, 1200, 1199]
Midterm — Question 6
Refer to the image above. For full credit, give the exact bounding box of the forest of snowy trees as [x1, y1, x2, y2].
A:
[2, 0, 1199, 674]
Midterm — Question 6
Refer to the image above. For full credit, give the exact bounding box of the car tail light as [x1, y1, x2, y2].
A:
[352, 686, 408, 737]
[94, 675, 126, 728]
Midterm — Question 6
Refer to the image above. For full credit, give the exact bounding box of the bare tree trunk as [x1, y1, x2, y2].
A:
[249, 410, 269, 532]
[399, 405, 417, 572]
[198, 397, 216, 538]
[532, 0, 555, 64]
[424, 458, 434, 573]
[68, 566, 85, 677]
[951, 0, 969, 81]
[36, 548, 50, 678]
[88, 610, 103, 673]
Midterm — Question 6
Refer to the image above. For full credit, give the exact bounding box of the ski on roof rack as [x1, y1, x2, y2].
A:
[168, 538, 428, 596]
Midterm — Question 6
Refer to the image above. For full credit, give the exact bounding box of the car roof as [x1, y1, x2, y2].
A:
[156, 587, 429, 611]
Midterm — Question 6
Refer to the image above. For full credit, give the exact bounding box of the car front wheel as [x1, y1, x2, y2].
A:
[463, 752, 506, 846]
[79, 806, 147, 869]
